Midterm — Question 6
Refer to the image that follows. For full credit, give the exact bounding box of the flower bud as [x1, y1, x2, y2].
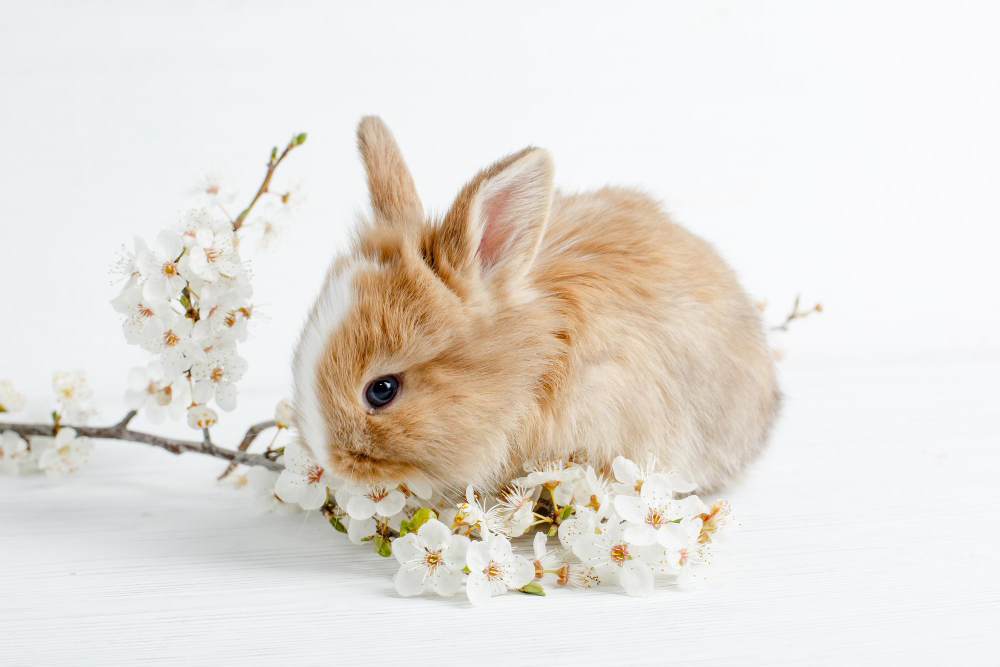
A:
[187, 405, 218, 429]
[274, 398, 294, 429]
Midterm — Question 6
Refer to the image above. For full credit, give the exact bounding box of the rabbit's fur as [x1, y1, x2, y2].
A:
[292, 117, 779, 495]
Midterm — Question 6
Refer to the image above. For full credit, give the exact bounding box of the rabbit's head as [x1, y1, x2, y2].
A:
[292, 117, 556, 493]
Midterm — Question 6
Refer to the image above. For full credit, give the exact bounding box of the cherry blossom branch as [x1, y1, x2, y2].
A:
[770, 294, 822, 332]
[0, 411, 283, 472]
[232, 133, 307, 232]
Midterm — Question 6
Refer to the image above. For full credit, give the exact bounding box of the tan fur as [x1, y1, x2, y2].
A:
[292, 116, 780, 495]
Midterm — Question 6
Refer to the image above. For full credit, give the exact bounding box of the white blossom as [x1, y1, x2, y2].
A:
[0, 380, 26, 413]
[531, 532, 561, 584]
[611, 454, 695, 498]
[124, 361, 189, 424]
[110, 286, 173, 344]
[519, 458, 581, 506]
[0, 430, 30, 475]
[392, 519, 471, 598]
[558, 505, 604, 551]
[335, 481, 406, 520]
[110, 235, 148, 290]
[274, 398, 294, 429]
[140, 311, 207, 380]
[613, 473, 699, 546]
[573, 520, 658, 597]
[246, 465, 299, 515]
[449, 484, 508, 536]
[697, 500, 738, 544]
[36, 428, 93, 479]
[494, 480, 537, 537]
[192, 171, 237, 204]
[190, 346, 247, 411]
[274, 443, 336, 511]
[465, 532, 534, 605]
[658, 517, 713, 588]
[136, 230, 187, 300]
[573, 465, 614, 514]
[182, 225, 241, 283]
[52, 370, 95, 425]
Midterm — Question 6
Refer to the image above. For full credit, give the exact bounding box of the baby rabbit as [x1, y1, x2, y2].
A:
[292, 117, 779, 495]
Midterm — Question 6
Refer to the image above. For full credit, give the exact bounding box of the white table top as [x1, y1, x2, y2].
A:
[3, 353, 997, 665]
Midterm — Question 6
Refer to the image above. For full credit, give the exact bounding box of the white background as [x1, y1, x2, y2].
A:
[1, 1, 998, 665]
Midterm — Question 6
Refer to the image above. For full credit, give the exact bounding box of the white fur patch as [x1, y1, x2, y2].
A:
[292, 264, 357, 463]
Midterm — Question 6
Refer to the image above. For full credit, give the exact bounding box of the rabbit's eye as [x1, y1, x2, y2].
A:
[365, 375, 399, 409]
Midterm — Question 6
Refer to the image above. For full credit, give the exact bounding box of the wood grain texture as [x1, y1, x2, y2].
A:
[2, 354, 998, 666]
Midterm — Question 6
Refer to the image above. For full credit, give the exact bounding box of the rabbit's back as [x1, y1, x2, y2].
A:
[526, 187, 780, 492]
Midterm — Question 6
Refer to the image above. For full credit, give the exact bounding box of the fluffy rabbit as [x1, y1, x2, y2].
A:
[292, 116, 779, 495]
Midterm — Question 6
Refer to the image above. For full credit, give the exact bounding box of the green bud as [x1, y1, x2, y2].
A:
[373, 535, 393, 557]
[519, 582, 546, 596]
[329, 516, 347, 533]
[409, 507, 437, 532]
[547, 525, 558, 537]
[270, 146, 278, 161]
[294, 132, 308, 146]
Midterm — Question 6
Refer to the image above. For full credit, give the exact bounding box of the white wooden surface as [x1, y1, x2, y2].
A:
[2, 353, 998, 665]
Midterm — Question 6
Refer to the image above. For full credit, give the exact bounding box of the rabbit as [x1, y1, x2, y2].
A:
[291, 116, 780, 496]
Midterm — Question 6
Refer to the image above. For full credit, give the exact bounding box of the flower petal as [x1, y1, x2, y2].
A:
[613, 494, 645, 524]
[375, 489, 406, 517]
[504, 554, 535, 589]
[431, 565, 465, 597]
[392, 533, 424, 565]
[394, 563, 429, 597]
[345, 495, 377, 520]
[465, 539, 489, 573]
[619, 561, 654, 597]
[416, 518, 452, 550]
[466, 571, 492, 606]
[273, 471, 305, 503]
[215, 381, 238, 412]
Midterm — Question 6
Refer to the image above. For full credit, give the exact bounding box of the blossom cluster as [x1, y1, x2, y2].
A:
[247, 444, 737, 603]
[0, 374, 95, 478]
[109, 213, 253, 429]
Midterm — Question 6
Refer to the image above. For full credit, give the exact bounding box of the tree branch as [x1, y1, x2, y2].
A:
[0, 411, 283, 472]
[232, 133, 306, 232]
[770, 294, 822, 332]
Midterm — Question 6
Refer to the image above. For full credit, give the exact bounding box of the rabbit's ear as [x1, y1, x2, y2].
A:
[357, 116, 423, 223]
[438, 147, 553, 292]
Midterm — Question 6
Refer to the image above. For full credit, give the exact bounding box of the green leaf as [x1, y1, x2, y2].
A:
[409, 507, 437, 533]
[558, 504, 573, 521]
[328, 516, 347, 533]
[294, 132, 308, 146]
[373, 535, 393, 557]
[547, 525, 558, 537]
[519, 582, 546, 596]
[398, 519, 411, 537]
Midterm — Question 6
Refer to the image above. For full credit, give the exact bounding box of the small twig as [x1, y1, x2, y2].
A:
[0, 411, 283, 472]
[217, 420, 277, 480]
[232, 133, 306, 232]
[770, 294, 822, 332]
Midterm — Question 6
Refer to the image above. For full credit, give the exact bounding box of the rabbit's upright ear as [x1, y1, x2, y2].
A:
[437, 147, 553, 294]
[357, 116, 423, 224]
